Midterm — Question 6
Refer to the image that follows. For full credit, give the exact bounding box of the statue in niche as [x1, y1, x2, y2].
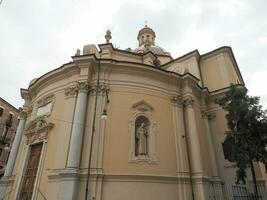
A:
[135, 116, 149, 156]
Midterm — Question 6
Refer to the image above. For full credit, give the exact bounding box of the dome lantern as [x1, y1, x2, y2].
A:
[137, 25, 156, 47]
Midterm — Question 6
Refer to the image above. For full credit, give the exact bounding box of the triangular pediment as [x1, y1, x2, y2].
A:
[132, 100, 154, 112]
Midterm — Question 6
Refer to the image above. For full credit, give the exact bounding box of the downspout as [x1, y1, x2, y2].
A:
[183, 104, 195, 200]
[85, 61, 100, 200]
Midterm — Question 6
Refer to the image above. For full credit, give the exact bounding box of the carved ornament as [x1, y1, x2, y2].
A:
[18, 108, 27, 119]
[77, 81, 89, 92]
[37, 95, 55, 107]
[132, 100, 154, 112]
[24, 115, 54, 144]
[65, 85, 78, 98]
[208, 113, 216, 121]
[170, 95, 183, 106]
[183, 96, 195, 107]
[89, 83, 109, 95]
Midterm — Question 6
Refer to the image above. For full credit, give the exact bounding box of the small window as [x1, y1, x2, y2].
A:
[0, 107, 3, 117]
[6, 113, 13, 127]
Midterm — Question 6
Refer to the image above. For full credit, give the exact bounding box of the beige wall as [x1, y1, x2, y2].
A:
[200, 51, 242, 91]
[6, 45, 265, 200]
[102, 87, 177, 175]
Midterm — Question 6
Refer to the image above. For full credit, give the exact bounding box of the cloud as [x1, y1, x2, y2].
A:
[244, 70, 267, 109]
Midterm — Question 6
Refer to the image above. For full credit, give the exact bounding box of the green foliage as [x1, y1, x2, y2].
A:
[216, 84, 267, 184]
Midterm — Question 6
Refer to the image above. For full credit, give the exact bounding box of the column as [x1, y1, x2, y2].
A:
[0, 111, 26, 198]
[171, 95, 190, 199]
[67, 86, 88, 168]
[58, 81, 88, 200]
[208, 113, 225, 199]
[183, 96, 206, 200]
[202, 111, 220, 178]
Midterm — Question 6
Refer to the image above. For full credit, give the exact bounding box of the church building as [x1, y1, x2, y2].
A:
[0, 26, 266, 200]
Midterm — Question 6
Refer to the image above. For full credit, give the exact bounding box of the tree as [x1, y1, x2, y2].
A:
[216, 84, 267, 198]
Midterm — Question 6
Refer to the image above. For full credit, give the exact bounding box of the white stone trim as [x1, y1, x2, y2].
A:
[129, 101, 157, 164]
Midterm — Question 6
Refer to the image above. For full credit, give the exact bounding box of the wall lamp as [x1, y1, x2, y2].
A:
[101, 89, 110, 120]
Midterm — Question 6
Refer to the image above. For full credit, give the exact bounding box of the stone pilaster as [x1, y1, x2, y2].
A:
[170, 95, 191, 199]
[202, 111, 220, 179]
[206, 112, 225, 200]
[183, 96, 206, 200]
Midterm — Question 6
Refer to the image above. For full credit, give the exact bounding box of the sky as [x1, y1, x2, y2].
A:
[0, 0, 267, 109]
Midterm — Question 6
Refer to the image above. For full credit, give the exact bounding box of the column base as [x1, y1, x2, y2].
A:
[58, 168, 80, 200]
[192, 174, 209, 200]
[0, 176, 10, 199]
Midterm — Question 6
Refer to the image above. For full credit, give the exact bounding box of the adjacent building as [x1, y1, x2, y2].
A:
[0, 97, 19, 177]
[0, 26, 266, 200]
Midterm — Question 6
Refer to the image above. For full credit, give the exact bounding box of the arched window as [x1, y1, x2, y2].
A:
[135, 116, 150, 156]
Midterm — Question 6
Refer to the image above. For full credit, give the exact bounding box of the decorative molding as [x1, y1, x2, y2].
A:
[26, 106, 33, 116]
[24, 116, 54, 145]
[77, 81, 89, 93]
[129, 101, 157, 163]
[132, 100, 154, 112]
[201, 110, 208, 118]
[37, 95, 55, 107]
[18, 108, 27, 119]
[170, 95, 183, 107]
[183, 96, 194, 107]
[208, 113, 216, 121]
[89, 83, 109, 95]
[65, 85, 78, 98]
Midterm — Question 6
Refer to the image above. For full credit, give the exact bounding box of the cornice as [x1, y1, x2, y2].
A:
[21, 62, 79, 100]
[161, 49, 200, 69]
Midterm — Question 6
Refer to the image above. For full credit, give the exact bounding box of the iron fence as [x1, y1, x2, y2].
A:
[208, 182, 267, 200]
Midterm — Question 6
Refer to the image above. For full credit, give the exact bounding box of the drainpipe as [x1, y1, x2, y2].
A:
[183, 104, 195, 200]
[85, 61, 100, 200]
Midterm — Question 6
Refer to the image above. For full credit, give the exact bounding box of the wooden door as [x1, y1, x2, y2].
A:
[19, 143, 43, 200]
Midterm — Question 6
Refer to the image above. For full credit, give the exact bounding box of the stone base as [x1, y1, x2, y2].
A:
[57, 168, 80, 200]
[0, 176, 10, 199]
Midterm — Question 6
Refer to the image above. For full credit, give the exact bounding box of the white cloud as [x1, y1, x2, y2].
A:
[244, 70, 267, 109]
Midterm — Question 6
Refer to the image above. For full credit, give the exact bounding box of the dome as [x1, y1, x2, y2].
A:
[134, 44, 170, 56]
[134, 25, 170, 56]
[137, 25, 156, 39]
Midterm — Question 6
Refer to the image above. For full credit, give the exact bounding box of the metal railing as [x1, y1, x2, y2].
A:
[208, 183, 267, 200]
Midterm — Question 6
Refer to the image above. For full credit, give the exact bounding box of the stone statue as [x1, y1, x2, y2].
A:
[105, 29, 112, 43]
[136, 123, 148, 155]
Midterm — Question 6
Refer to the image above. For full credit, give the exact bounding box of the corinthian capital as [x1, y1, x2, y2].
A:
[19, 108, 27, 119]
[65, 85, 78, 98]
[89, 83, 109, 95]
[170, 95, 183, 107]
[183, 96, 194, 107]
[208, 113, 216, 121]
[77, 81, 89, 93]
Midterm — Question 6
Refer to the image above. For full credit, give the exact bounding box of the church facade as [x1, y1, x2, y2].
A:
[0, 26, 266, 200]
